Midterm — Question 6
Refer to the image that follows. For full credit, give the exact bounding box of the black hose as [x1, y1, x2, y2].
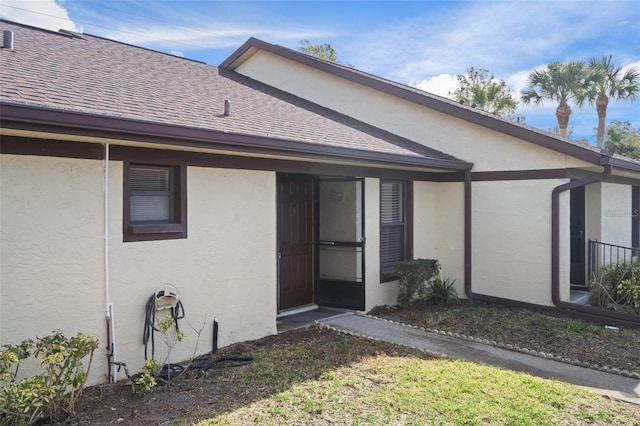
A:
[194, 356, 254, 379]
[142, 295, 185, 360]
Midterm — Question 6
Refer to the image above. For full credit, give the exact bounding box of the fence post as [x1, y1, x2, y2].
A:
[588, 238, 597, 283]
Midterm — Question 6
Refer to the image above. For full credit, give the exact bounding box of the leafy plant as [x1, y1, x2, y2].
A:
[136, 314, 186, 394]
[136, 359, 159, 395]
[0, 330, 98, 425]
[394, 259, 439, 307]
[589, 261, 640, 315]
[425, 277, 459, 305]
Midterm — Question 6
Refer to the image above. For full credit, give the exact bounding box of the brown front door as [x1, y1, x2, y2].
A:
[278, 174, 314, 310]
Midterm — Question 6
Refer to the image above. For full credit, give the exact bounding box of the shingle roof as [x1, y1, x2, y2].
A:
[0, 20, 468, 170]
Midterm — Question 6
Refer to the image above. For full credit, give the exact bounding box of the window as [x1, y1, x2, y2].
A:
[380, 180, 412, 280]
[123, 163, 187, 242]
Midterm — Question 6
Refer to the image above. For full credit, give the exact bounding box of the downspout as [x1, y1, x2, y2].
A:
[104, 143, 117, 382]
[464, 170, 473, 299]
[464, 160, 638, 326]
[549, 164, 639, 324]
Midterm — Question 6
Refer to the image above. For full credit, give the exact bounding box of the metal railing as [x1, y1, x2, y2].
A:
[588, 238, 640, 282]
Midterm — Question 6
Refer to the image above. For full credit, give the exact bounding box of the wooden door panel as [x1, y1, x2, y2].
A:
[278, 175, 314, 309]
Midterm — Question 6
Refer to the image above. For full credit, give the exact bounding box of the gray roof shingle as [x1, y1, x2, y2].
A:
[0, 20, 466, 168]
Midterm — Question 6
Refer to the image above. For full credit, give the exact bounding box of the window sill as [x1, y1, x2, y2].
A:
[129, 224, 185, 235]
[125, 224, 187, 242]
[380, 274, 399, 283]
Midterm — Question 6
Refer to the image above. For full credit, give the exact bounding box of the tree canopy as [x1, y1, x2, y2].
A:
[604, 120, 640, 159]
[298, 40, 338, 62]
[449, 67, 518, 117]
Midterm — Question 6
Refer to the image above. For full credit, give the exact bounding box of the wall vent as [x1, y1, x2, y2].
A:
[2, 30, 14, 49]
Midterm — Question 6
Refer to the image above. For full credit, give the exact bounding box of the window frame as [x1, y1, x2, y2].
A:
[123, 161, 187, 242]
[379, 179, 413, 282]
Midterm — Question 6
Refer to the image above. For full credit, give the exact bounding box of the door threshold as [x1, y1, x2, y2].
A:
[277, 304, 319, 318]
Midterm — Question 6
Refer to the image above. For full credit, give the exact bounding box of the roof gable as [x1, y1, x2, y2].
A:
[221, 38, 640, 173]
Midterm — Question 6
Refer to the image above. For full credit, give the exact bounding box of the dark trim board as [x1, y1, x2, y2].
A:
[1, 136, 461, 181]
[0, 136, 104, 160]
[110, 146, 460, 181]
[1, 102, 472, 172]
[471, 169, 569, 181]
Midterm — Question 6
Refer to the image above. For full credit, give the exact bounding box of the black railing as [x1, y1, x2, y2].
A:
[588, 239, 640, 282]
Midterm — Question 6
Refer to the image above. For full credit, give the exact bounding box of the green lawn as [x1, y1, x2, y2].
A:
[175, 328, 639, 426]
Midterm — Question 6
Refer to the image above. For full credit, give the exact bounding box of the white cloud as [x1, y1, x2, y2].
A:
[351, 1, 634, 86]
[414, 74, 458, 98]
[99, 23, 330, 51]
[0, 0, 80, 32]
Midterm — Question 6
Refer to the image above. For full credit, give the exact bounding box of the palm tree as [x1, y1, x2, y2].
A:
[583, 55, 640, 148]
[521, 61, 586, 138]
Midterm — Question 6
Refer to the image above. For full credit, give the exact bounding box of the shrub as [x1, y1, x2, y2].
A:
[394, 259, 439, 307]
[0, 330, 98, 425]
[136, 359, 159, 395]
[589, 261, 640, 315]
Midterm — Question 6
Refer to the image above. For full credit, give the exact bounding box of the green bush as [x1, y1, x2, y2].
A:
[394, 259, 439, 307]
[589, 261, 640, 315]
[0, 330, 98, 425]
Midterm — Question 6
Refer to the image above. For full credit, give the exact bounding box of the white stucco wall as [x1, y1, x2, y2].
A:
[1, 154, 278, 385]
[434, 182, 466, 293]
[600, 182, 632, 248]
[586, 183, 602, 243]
[107, 164, 277, 382]
[471, 179, 570, 306]
[1, 154, 106, 384]
[234, 51, 593, 172]
[586, 182, 633, 264]
[414, 181, 466, 298]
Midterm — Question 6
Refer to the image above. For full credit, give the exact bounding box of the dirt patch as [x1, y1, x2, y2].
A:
[69, 332, 296, 425]
[368, 300, 640, 373]
[68, 328, 427, 425]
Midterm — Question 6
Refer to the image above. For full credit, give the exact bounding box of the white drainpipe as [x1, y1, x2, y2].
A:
[104, 143, 117, 382]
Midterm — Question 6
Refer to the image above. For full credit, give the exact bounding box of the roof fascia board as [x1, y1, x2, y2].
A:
[1, 102, 472, 172]
[221, 39, 622, 169]
[607, 156, 640, 174]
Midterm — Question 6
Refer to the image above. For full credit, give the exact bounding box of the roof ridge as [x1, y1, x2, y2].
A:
[0, 18, 207, 65]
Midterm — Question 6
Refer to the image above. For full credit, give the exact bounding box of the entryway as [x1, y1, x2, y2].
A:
[277, 174, 365, 312]
[570, 186, 586, 288]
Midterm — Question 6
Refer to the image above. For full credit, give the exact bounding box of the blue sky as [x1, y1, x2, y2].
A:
[2, 0, 639, 144]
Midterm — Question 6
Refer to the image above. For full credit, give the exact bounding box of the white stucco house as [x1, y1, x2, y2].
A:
[1, 21, 639, 385]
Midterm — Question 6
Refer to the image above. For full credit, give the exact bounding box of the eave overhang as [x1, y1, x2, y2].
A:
[0, 102, 472, 173]
[222, 38, 640, 174]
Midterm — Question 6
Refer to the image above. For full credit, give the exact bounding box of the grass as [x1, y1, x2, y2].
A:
[369, 300, 640, 374]
[168, 328, 640, 426]
[71, 303, 640, 425]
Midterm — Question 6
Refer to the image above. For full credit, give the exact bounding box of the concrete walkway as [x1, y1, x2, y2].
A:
[317, 313, 640, 405]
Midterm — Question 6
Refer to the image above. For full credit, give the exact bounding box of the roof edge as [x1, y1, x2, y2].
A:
[0, 102, 472, 172]
[220, 38, 629, 171]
